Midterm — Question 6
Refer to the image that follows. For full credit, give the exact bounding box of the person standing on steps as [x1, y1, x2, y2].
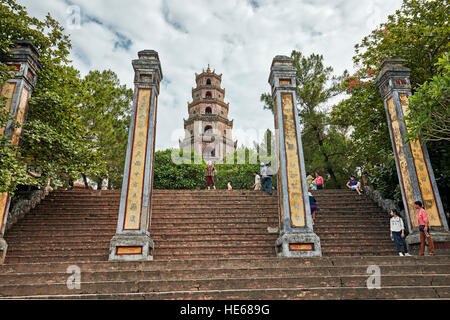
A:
[415, 201, 435, 256]
[206, 161, 216, 190]
[306, 172, 314, 191]
[315, 172, 324, 190]
[261, 163, 273, 195]
[252, 171, 261, 191]
[389, 209, 411, 256]
[227, 181, 233, 191]
[309, 191, 318, 225]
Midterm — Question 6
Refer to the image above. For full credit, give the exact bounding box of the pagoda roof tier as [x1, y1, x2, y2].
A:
[195, 70, 222, 81]
[192, 85, 225, 95]
[188, 98, 230, 109]
[179, 135, 236, 145]
[183, 114, 234, 127]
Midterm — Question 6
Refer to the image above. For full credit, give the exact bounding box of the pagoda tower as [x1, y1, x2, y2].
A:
[179, 65, 236, 162]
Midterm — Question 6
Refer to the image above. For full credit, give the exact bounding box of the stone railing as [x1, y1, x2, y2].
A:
[5, 186, 53, 232]
[363, 185, 406, 221]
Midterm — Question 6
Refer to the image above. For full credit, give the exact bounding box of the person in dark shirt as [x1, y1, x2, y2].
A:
[309, 191, 318, 225]
[346, 175, 362, 195]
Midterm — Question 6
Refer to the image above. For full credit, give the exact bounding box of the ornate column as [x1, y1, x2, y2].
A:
[269, 55, 322, 257]
[375, 59, 450, 246]
[109, 50, 163, 261]
[0, 40, 41, 264]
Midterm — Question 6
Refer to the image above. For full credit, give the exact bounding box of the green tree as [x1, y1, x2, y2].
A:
[79, 70, 133, 189]
[406, 52, 450, 142]
[332, 0, 449, 165]
[0, 0, 104, 192]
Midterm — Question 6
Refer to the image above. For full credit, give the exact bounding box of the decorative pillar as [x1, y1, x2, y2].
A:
[0, 40, 41, 264]
[109, 50, 162, 261]
[375, 59, 450, 246]
[269, 55, 322, 257]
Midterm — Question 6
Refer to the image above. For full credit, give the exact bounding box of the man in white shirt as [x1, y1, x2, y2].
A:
[261, 164, 272, 195]
[390, 209, 411, 256]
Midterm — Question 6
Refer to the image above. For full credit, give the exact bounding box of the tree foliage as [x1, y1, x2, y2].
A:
[406, 52, 450, 142]
[79, 70, 133, 189]
[0, 1, 131, 193]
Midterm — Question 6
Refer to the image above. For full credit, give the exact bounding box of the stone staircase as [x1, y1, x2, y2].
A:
[1, 189, 449, 299]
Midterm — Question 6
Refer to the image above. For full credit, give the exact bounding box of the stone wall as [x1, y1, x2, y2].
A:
[363, 185, 405, 221]
[5, 186, 53, 232]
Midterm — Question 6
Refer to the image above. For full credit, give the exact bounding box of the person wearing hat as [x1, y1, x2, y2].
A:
[259, 162, 265, 176]
[346, 175, 362, 195]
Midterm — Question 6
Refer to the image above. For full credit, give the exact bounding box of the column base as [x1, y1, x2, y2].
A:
[0, 238, 7, 265]
[275, 232, 322, 258]
[406, 228, 450, 246]
[109, 234, 154, 262]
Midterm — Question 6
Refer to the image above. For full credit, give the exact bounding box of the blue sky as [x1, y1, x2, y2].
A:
[19, 0, 403, 150]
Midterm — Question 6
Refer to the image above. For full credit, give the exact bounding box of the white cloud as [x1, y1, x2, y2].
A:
[18, 0, 403, 150]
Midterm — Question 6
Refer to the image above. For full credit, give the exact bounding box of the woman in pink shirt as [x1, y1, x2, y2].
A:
[415, 201, 435, 256]
[315, 172, 324, 190]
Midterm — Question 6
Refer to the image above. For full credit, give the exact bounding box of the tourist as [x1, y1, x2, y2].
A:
[309, 191, 318, 225]
[390, 209, 411, 256]
[415, 201, 435, 256]
[259, 161, 265, 176]
[315, 172, 324, 190]
[306, 172, 314, 190]
[206, 161, 216, 190]
[261, 163, 273, 195]
[227, 181, 233, 191]
[362, 170, 369, 187]
[346, 175, 362, 195]
[252, 171, 261, 191]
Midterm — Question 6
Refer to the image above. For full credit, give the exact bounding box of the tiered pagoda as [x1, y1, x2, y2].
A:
[179, 65, 237, 162]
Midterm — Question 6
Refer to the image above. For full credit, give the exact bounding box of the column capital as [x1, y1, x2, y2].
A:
[269, 55, 297, 95]
[1, 40, 42, 89]
[375, 58, 411, 99]
[132, 49, 163, 94]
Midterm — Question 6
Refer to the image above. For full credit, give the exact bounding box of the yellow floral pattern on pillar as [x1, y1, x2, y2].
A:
[387, 98, 417, 227]
[11, 87, 30, 146]
[399, 94, 442, 227]
[123, 88, 152, 230]
[281, 93, 305, 228]
[0, 83, 16, 136]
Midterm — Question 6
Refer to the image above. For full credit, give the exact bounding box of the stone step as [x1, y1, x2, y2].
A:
[3, 264, 449, 286]
[2, 255, 449, 273]
[7, 238, 278, 250]
[26, 209, 280, 216]
[5, 227, 276, 238]
[1, 274, 449, 298]
[7, 241, 276, 254]
[10, 286, 443, 300]
[4, 234, 389, 248]
[8, 223, 277, 232]
[4, 252, 277, 264]
[11, 218, 279, 227]
[1, 264, 449, 289]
